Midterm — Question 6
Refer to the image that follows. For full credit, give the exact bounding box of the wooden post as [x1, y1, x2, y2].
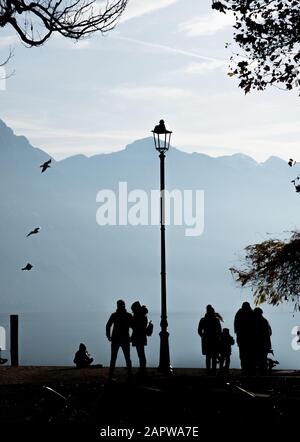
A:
[10, 315, 19, 366]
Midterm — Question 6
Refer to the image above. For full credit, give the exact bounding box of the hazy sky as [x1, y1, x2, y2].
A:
[1, 0, 300, 161]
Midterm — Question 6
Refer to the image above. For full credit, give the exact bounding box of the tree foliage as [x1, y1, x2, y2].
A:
[230, 231, 300, 311]
[212, 0, 300, 93]
[0, 0, 128, 46]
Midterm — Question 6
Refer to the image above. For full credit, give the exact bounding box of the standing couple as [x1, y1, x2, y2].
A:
[106, 299, 152, 379]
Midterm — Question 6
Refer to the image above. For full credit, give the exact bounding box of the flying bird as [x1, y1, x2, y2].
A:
[40, 159, 51, 173]
[288, 158, 296, 167]
[26, 227, 40, 237]
[22, 263, 33, 271]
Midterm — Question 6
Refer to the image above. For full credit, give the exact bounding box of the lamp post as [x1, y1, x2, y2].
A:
[152, 119, 172, 373]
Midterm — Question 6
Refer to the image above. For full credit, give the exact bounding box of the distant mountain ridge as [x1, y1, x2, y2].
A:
[0, 118, 287, 166]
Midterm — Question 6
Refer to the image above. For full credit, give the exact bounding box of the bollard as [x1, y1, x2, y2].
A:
[10, 315, 19, 366]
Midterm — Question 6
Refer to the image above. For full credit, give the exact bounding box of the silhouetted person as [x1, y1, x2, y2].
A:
[40, 159, 51, 173]
[234, 302, 256, 375]
[106, 299, 133, 379]
[22, 263, 33, 271]
[219, 328, 235, 373]
[73, 343, 93, 368]
[131, 301, 149, 375]
[198, 305, 222, 374]
[253, 307, 272, 375]
[27, 227, 40, 237]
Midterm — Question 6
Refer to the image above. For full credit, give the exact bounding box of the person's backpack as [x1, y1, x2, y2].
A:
[146, 320, 154, 337]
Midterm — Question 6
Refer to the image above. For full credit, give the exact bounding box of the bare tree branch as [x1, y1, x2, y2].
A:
[0, 0, 128, 47]
[0, 46, 13, 67]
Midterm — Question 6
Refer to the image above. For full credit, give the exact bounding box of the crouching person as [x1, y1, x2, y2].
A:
[74, 343, 94, 368]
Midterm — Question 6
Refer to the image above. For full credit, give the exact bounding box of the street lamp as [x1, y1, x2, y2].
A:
[152, 119, 172, 373]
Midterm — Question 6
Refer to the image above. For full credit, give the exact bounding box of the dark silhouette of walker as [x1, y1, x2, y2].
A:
[234, 302, 273, 375]
[253, 307, 272, 375]
[234, 302, 255, 375]
[131, 301, 151, 375]
[198, 305, 222, 374]
[106, 300, 133, 379]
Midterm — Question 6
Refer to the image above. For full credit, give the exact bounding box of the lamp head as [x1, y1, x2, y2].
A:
[152, 119, 172, 153]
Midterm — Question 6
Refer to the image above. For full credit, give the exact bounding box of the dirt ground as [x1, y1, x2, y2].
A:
[0, 366, 200, 384]
[1, 365, 299, 384]
[0, 366, 299, 439]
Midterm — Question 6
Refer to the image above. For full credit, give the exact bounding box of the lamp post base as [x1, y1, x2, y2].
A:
[158, 330, 173, 374]
[157, 365, 173, 375]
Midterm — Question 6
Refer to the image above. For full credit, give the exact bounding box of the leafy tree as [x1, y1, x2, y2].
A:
[211, 2, 300, 308]
[230, 231, 300, 311]
[0, 0, 128, 47]
[212, 0, 300, 93]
